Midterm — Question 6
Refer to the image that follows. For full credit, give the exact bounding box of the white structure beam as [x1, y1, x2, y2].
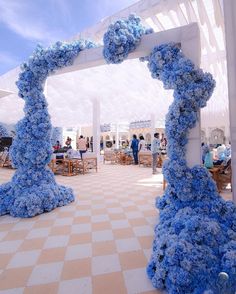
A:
[150, 113, 156, 141]
[55, 23, 201, 167]
[92, 98, 101, 162]
[115, 123, 119, 149]
[223, 0, 236, 203]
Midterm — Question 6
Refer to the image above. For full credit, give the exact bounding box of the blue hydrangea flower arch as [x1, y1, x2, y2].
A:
[0, 14, 236, 292]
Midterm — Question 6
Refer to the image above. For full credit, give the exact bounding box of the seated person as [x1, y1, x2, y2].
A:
[53, 140, 61, 151]
[204, 147, 213, 169]
[213, 144, 226, 165]
[66, 148, 80, 159]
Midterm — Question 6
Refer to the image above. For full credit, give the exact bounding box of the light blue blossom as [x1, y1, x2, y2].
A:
[0, 39, 96, 218]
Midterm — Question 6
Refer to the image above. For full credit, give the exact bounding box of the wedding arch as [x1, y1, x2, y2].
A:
[0, 14, 236, 293]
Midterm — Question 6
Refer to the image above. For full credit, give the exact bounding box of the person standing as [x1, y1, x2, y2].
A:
[78, 135, 87, 159]
[138, 135, 146, 151]
[131, 134, 139, 165]
[151, 133, 160, 174]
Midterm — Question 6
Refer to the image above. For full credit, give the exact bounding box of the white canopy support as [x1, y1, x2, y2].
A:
[150, 113, 155, 142]
[115, 123, 119, 149]
[223, 0, 236, 203]
[92, 98, 101, 162]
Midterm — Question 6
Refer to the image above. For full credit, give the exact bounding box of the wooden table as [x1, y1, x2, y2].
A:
[209, 167, 221, 192]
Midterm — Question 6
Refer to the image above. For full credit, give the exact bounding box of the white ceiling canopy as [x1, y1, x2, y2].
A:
[0, 0, 229, 129]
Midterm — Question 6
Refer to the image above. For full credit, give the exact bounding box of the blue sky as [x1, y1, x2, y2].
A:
[0, 0, 138, 75]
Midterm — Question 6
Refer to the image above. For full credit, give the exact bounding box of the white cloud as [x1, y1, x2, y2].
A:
[0, 0, 66, 43]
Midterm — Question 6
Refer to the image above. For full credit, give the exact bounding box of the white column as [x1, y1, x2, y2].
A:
[92, 98, 101, 162]
[115, 123, 119, 149]
[223, 0, 236, 203]
[150, 113, 155, 141]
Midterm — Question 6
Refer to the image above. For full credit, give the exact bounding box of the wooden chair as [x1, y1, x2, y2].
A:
[218, 160, 232, 191]
[138, 151, 152, 167]
[104, 150, 117, 164]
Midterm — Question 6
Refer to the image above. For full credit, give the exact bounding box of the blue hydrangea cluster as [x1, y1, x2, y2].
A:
[51, 127, 63, 146]
[0, 123, 8, 137]
[145, 43, 236, 293]
[0, 39, 96, 218]
[103, 14, 153, 64]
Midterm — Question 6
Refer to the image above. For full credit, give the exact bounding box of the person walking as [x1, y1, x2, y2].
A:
[151, 133, 160, 174]
[78, 135, 87, 159]
[131, 134, 139, 165]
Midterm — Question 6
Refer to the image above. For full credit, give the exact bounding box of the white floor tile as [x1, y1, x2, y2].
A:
[92, 254, 121, 275]
[26, 228, 50, 239]
[123, 268, 155, 294]
[125, 211, 144, 219]
[0, 288, 24, 294]
[65, 244, 92, 260]
[0, 240, 22, 254]
[43, 235, 69, 249]
[133, 225, 154, 237]
[115, 238, 141, 253]
[111, 220, 130, 229]
[58, 277, 92, 294]
[54, 217, 74, 226]
[92, 230, 114, 242]
[27, 262, 63, 286]
[91, 214, 109, 223]
[71, 224, 91, 234]
[7, 250, 41, 268]
[12, 221, 35, 231]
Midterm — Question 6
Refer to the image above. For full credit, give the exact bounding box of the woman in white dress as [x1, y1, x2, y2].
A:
[138, 135, 146, 152]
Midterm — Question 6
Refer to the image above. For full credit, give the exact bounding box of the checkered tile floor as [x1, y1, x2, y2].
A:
[0, 164, 166, 294]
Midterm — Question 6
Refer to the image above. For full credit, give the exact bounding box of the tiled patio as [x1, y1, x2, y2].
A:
[0, 164, 165, 294]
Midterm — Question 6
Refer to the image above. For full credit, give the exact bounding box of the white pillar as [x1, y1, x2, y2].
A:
[223, 0, 236, 203]
[115, 123, 119, 149]
[150, 113, 155, 141]
[93, 98, 100, 162]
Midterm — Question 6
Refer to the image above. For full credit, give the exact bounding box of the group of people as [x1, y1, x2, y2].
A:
[131, 133, 165, 174]
[201, 142, 231, 169]
[53, 135, 88, 159]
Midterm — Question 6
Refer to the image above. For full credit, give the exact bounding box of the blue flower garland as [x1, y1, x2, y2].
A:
[103, 18, 236, 293]
[0, 40, 95, 217]
[0, 123, 8, 137]
[146, 44, 236, 293]
[103, 14, 153, 64]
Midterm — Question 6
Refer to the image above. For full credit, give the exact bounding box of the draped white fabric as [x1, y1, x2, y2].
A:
[0, 0, 229, 129]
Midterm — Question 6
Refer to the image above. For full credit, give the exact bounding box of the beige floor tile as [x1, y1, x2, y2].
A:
[3, 230, 28, 241]
[109, 213, 126, 220]
[62, 259, 91, 280]
[129, 218, 148, 226]
[0, 253, 12, 269]
[113, 228, 135, 239]
[92, 272, 127, 294]
[119, 251, 147, 270]
[69, 233, 92, 245]
[92, 221, 111, 231]
[19, 238, 46, 251]
[38, 248, 66, 264]
[33, 220, 55, 229]
[92, 241, 117, 256]
[24, 282, 59, 294]
[138, 236, 153, 249]
[0, 267, 32, 290]
[50, 225, 71, 236]
[73, 216, 91, 224]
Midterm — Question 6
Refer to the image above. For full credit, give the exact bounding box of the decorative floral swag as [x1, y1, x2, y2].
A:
[0, 14, 235, 293]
